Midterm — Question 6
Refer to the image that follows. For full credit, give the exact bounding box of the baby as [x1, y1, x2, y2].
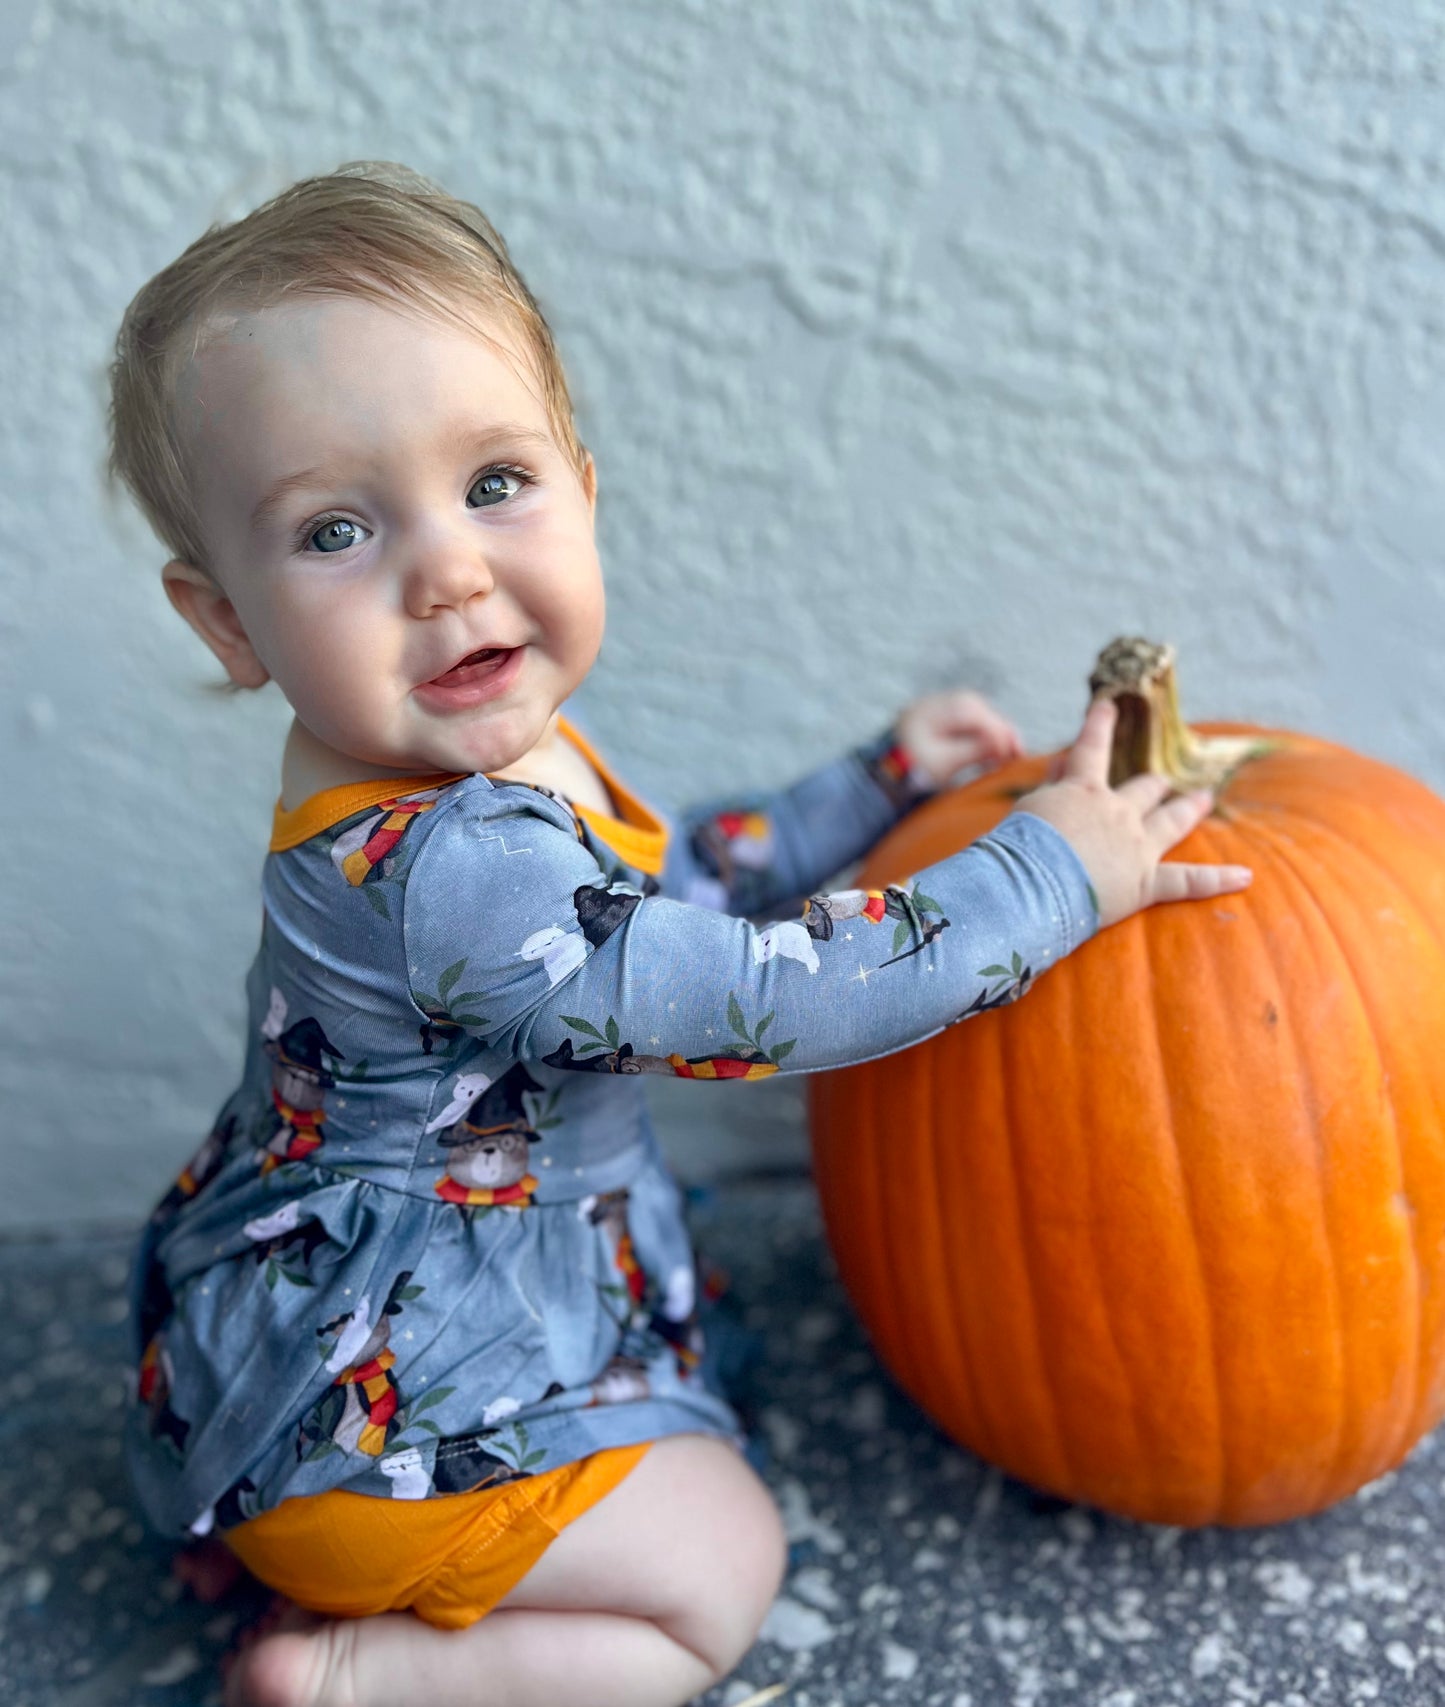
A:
[107, 160, 1251, 1707]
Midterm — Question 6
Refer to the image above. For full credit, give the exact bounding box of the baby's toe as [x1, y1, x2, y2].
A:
[223, 1602, 344, 1707]
[225, 1611, 346, 1707]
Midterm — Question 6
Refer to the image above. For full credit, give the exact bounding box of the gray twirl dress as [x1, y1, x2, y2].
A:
[125, 716, 1097, 1538]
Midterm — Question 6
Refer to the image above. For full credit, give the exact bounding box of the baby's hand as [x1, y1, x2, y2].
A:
[1012, 698, 1253, 929]
[894, 689, 1024, 788]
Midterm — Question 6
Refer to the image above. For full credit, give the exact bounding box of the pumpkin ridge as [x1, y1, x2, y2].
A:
[994, 987, 1080, 1499]
[1136, 913, 1227, 1521]
[1214, 822, 1350, 1518]
[1255, 805, 1426, 1502]
[1241, 812, 1423, 1492]
[1263, 795, 1445, 1449]
[1247, 786, 1445, 985]
[1054, 943, 1156, 1517]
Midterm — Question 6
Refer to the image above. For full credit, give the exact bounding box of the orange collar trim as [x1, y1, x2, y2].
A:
[270, 775, 468, 853]
[266, 718, 668, 875]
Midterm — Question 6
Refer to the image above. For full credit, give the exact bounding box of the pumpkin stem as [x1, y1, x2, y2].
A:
[1089, 638, 1260, 791]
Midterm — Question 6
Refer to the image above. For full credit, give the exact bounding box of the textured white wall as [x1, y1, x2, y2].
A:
[6, 0, 1445, 1229]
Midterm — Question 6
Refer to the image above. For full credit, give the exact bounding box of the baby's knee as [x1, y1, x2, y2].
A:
[655, 1442, 787, 1677]
[743, 1471, 788, 1610]
[713, 1455, 787, 1606]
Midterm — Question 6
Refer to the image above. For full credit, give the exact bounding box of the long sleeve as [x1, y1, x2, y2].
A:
[402, 782, 1099, 1083]
[660, 725, 945, 916]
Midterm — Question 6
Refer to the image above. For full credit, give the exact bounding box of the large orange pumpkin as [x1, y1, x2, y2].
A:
[808, 639, 1445, 1526]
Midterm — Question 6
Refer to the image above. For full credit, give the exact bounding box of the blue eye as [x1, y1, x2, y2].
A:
[304, 517, 369, 554]
[468, 468, 527, 508]
[295, 463, 531, 554]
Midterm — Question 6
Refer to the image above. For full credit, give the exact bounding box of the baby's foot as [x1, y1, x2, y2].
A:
[173, 1536, 247, 1602]
[222, 1596, 346, 1707]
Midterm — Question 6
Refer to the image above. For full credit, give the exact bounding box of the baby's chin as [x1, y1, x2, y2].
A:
[433, 701, 570, 772]
[432, 722, 544, 771]
[384, 723, 547, 782]
[304, 693, 559, 784]
[285, 733, 456, 792]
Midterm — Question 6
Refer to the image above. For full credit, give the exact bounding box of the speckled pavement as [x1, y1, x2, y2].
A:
[8, 1178, 1445, 1707]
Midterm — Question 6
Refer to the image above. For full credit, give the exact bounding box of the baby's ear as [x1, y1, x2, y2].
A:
[580, 450, 597, 515]
[161, 560, 270, 690]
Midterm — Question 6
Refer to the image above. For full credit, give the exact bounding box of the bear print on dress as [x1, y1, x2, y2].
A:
[258, 992, 346, 1174]
[431, 1065, 545, 1211]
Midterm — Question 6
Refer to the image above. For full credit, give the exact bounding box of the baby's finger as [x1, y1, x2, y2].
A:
[1115, 772, 1174, 814]
[980, 719, 1025, 764]
[1060, 697, 1117, 784]
[1144, 787, 1214, 854]
[960, 704, 1018, 743]
[976, 716, 1020, 758]
[1151, 861, 1253, 905]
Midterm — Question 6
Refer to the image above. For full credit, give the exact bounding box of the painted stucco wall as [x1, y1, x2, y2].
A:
[5, 0, 1445, 1230]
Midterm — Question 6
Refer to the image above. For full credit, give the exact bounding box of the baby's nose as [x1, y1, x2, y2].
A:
[403, 526, 497, 618]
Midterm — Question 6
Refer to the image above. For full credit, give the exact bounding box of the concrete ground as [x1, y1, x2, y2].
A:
[6, 1178, 1445, 1707]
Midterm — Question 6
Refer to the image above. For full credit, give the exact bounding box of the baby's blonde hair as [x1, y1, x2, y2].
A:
[106, 160, 585, 583]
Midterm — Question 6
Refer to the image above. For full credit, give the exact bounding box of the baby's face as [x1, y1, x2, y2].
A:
[169, 293, 604, 779]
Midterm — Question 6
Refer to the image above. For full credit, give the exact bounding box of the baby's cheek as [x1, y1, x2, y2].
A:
[273, 616, 386, 725]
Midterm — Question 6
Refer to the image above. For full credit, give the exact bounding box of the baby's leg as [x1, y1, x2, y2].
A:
[227, 1433, 785, 1707]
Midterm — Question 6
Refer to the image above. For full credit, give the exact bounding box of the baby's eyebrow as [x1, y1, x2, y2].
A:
[250, 465, 339, 535]
[248, 421, 554, 534]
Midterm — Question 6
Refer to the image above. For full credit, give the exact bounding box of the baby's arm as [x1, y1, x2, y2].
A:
[661, 689, 1021, 918]
[405, 703, 1246, 1078]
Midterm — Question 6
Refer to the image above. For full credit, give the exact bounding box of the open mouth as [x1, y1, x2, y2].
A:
[427, 647, 514, 687]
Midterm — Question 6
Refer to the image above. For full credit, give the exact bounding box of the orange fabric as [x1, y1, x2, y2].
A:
[267, 718, 668, 873]
[271, 774, 466, 853]
[223, 1442, 649, 1630]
